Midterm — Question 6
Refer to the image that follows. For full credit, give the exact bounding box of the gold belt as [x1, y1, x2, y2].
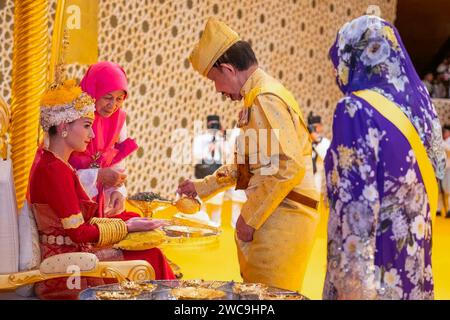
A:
[286, 190, 319, 210]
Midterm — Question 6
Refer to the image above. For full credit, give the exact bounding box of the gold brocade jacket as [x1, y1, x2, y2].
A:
[193, 68, 318, 229]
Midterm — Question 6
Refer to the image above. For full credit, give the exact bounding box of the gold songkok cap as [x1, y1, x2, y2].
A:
[40, 79, 95, 131]
[189, 17, 241, 77]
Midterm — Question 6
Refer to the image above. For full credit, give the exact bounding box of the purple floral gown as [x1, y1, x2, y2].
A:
[323, 15, 446, 300]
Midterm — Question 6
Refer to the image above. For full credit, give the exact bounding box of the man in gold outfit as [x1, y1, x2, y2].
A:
[177, 18, 319, 292]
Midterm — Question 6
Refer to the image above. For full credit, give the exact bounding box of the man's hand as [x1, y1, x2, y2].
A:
[236, 215, 255, 242]
[177, 179, 197, 198]
[105, 191, 125, 216]
[126, 218, 169, 232]
[98, 168, 127, 188]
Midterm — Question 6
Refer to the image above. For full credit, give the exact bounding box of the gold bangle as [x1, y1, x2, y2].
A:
[115, 219, 128, 242]
[90, 217, 111, 225]
[97, 222, 111, 247]
[104, 223, 114, 245]
[109, 219, 118, 243]
[96, 223, 104, 246]
[95, 219, 128, 247]
[102, 223, 110, 246]
[111, 220, 120, 243]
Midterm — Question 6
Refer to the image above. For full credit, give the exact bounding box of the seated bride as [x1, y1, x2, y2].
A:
[29, 79, 175, 299]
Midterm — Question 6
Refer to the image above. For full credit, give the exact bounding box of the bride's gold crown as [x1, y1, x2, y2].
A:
[40, 79, 95, 131]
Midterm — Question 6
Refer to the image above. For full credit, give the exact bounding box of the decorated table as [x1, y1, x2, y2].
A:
[79, 279, 308, 300]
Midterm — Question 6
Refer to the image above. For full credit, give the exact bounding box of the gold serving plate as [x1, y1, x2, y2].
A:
[163, 225, 214, 237]
[233, 282, 268, 295]
[181, 279, 222, 289]
[170, 287, 226, 300]
[259, 292, 305, 300]
[172, 213, 220, 233]
[232, 282, 304, 300]
[119, 281, 157, 293]
[95, 290, 138, 300]
[95, 281, 157, 300]
[127, 199, 174, 217]
[128, 197, 201, 217]
[82, 280, 309, 300]
[161, 214, 221, 247]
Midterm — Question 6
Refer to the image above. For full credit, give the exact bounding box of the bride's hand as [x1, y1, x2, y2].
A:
[125, 218, 169, 232]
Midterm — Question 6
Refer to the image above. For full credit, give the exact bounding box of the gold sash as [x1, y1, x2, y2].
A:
[353, 90, 438, 226]
[244, 82, 308, 130]
[242, 82, 319, 206]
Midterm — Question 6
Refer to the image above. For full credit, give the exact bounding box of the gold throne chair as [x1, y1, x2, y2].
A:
[0, 96, 155, 296]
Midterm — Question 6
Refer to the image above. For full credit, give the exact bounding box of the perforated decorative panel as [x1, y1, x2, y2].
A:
[0, 0, 407, 197]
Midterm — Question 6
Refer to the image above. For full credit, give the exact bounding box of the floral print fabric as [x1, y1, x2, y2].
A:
[323, 15, 445, 300]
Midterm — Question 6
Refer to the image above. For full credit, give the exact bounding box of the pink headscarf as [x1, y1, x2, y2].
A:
[80, 61, 128, 100]
[69, 61, 138, 217]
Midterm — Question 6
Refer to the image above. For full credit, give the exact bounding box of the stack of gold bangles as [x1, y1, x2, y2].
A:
[90, 217, 128, 247]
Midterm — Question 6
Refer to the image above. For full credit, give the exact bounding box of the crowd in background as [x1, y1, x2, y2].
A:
[423, 55, 450, 99]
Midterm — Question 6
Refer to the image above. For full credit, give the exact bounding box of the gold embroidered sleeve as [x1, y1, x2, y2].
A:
[192, 164, 238, 201]
[61, 212, 85, 229]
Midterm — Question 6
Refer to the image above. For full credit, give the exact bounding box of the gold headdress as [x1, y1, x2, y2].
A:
[40, 80, 95, 131]
[40, 31, 95, 132]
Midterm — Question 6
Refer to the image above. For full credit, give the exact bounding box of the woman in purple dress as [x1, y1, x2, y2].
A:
[323, 15, 446, 299]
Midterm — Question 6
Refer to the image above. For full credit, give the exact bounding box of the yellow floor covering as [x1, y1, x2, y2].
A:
[153, 200, 450, 300]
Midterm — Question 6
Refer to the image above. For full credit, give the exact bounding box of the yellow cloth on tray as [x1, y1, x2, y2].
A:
[113, 230, 166, 251]
[193, 68, 319, 292]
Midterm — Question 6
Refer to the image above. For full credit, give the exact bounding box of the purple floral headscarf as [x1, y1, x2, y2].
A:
[329, 15, 445, 178]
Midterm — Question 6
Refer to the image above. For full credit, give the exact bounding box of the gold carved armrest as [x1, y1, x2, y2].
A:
[0, 252, 155, 290]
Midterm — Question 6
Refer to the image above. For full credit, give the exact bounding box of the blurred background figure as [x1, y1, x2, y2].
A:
[438, 124, 450, 218]
[307, 112, 330, 196]
[192, 115, 225, 225]
[436, 57, 450, 85]
[433, 74, 449, 98]
[424, 56, 450, 99]
[422, 73, 434, 96]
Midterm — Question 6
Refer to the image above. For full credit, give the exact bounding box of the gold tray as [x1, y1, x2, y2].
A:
[128, 199, 173, 217]
[161, 224, 221, 247]
[128, 197, 201, 217]
[163, 225, 215, 237]
[170, 287, 226, 300]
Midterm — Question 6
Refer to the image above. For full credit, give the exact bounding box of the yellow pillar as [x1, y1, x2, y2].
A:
[10, 0, 49, 209]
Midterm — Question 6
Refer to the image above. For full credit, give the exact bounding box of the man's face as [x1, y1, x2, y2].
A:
[207, 64, 242, 101]
[443, 129, 450, 140]
[310, 131, 320, 142]
[313, 123, 323, 134]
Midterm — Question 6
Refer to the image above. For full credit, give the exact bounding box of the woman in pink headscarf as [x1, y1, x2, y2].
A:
[69, 61, 137, 218]
[68, 62, 176, 281]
